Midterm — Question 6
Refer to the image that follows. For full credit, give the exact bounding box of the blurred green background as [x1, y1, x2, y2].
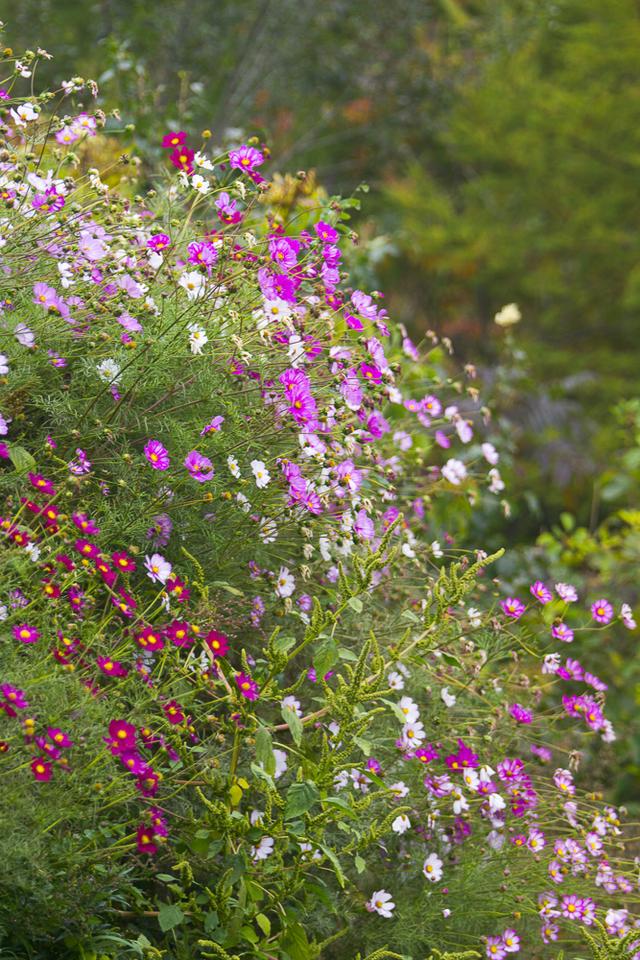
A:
[3, 0, 640, 535]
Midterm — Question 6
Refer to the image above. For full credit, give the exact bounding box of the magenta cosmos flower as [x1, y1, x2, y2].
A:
[184, 449, 215, 482]
[510, 703, 533, 724]
[161, 130, 186, 149]
[501, 597, 525, 619]
[591, 598, 613, 624]
[144, 439, 170, 470]
[235, 672, 259, 701]
[530, 581, 553, 604]
[13, 623, 40, 644]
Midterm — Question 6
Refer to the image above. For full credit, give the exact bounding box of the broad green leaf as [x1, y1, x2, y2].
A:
[285, 781, 320, 820]
[157, 902, 184, 932]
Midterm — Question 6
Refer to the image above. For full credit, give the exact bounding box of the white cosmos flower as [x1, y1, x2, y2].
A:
[251, 459, 271, 488]
[226, 455, 241, 478]
[258, 517, 278, 543]
[188, 323, 208, 354]
[431, 540, 444, 558]
[236, 492, 251, 512]
[250, 836, 274, 861]
[398, 696, 420, 723]
[367, 889, 395, 918]
[494, 302, 521, 327]
[388, 781, 409, 799]
[441, 686, 457, 707]
[144, 552, 172, 584]
[0, 354, 9, 375]
[273, 748, 288, 779]
[257, 297, 292, 328]
[387, 671, 404, 691]
[179, 270, 206, 300]
[423, 852, 443, 882]
[401, 720, 425, 747]
[442, 458, 467, 485]
[392, 814, 411, 835]
[194, 151, 214, 170]
[13, 323, 36, 347]
[96, 358, 121, 383]
[249, 809, 264, 826]
[481, 442, 500, 465]
[275, 566, 295, 598]
[191, 173, 210, 194]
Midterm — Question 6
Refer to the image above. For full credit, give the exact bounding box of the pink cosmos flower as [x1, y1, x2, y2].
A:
[501, 597, 525, 619]
[148, 233, 171, 251]
[229, 145, 264, 173]
[552, 622, 574, 643]
[485, 936, 507, 960]
[144, 439, 170, 470]
[591, 598, 613, 624]
[184, 449, 215, 482]
[530, 581, 553, 604]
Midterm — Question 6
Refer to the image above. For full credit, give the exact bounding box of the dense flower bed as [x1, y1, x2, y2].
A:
[0, 41, 638, 960]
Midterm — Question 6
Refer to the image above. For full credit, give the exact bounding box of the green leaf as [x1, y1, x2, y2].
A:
[441, 652, 461, 668]
[354, 854, 366, 874]
[255, 725, 275, 776]
[281, 705, 303, 746]
[314, 637, 338, 678]
[285, 781, 320, 820]
[9, 445, 36, 474]
[255, 913, 271, 936]
[347, 596, 363, 613]
[211, 580, 244, 596]
[281, 920, 310, 960]
[157, 902, 185, 932]
[317, 843, 346, 888]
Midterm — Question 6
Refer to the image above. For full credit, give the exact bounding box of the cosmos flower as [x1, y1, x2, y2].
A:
[144, 439, 170, 470]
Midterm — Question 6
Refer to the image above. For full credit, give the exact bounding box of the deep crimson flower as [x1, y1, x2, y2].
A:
[31, 757, 52, 781]
[135, 627, 165, 652]
[97, 655, 128, 677]
[235, 672, 259, 701]
[170, 146, 194, 173]
[165, 621, 193, 648]
[163, 700, 185, 725]
[106, 719, 137, 753]
[47, 727, 73, 748]
[136, 823, 158, 854]
[204, 629, 229, 657]
[112, 551, 136, 573]
[161, 130, 186, 149]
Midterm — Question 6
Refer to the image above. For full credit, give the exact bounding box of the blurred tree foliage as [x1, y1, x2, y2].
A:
[2, 0, 640, 524]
